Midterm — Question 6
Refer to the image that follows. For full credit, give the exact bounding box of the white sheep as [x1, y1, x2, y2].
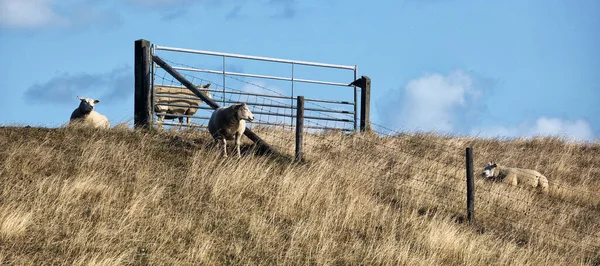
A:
[208, 103, 255, 158]
[69, 96, 110, 129]
[482, 162, 549, 193]
[154, 84, 212, 130]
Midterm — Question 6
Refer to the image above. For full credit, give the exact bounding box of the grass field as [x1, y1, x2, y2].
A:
[0, 125, 598, 265]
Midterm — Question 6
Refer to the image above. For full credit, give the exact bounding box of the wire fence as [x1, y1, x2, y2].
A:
[142, 53, 600, 258]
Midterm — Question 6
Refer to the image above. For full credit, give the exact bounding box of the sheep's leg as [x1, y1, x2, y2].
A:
[157, 116, 164, 130]
[220, 137, 228, 158]
[178, 117, 184, 130]
[235, 133, 242, 158]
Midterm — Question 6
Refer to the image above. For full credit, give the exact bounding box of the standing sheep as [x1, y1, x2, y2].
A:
[69, 96, 110, 129]
[154, 84, 212, 130]
[208, 103, 255, 158]
[482, 162, 549, 193]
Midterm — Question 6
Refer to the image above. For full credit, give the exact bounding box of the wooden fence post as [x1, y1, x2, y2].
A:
[349, 76, 371, 132]
[295, 96, 304, 162]
[134, 39, 152, 129]
[466, 147, 475, 224]
[360, 76, 371, 132]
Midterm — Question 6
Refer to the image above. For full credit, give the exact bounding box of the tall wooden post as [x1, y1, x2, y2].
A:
[360, 76, 371, 132]
[466, 147, 475, 224]
[295, 96, 304, 162]
[349, 76, 371, 132]
[134, 39, 152, 129]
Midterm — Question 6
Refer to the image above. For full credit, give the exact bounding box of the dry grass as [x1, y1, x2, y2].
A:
[0, 125, 598, 265]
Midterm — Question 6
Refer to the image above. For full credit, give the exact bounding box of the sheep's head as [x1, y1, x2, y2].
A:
[198, 83, 212, 99]
[77, 96, 100, 113]
[233, 103, 254, 122]
[482, 161, 497, 178]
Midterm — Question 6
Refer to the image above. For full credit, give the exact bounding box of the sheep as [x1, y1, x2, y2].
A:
[69, 96, 110, 129]
[154, 84, 212, 130]
[208, 103, 255, 158]
[482, 162, 549, 193]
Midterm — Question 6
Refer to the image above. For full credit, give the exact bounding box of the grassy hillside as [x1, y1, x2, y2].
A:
[0, 126, 599, 265]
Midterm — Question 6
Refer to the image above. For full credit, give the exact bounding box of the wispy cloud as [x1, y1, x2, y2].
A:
[378, 69, 597, 142]
[380, 70, 483, 133]
[23, 65, 133, 105]
[471, 117, 596, 142]
[127, 0, 299, 20]
[0, 0, 123, 31]
[0, 0, 67, 29]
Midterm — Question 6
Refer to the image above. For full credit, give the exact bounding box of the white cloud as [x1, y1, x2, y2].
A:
[386, 70, 481, 132]
[0, 0, 123, 30]
[378, 70, 597, 141]
[472, 117, 596, 142]
[0, 0, 67, 29]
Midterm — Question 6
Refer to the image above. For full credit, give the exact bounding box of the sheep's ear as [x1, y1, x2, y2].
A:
[202, 83, 211, 88]
[94, 100, 100, 104]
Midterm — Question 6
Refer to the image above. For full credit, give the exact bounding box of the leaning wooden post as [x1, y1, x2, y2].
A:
[152, 55, 281, 157]
[134, 39, 152, 129]
[466, 147, 475, 224]
[360, 76, 371, 132]
[295, 96, 304, 162]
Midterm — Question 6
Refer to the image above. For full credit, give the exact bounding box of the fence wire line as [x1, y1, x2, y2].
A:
[473, 185, 600, 242]
[160, 58, 354, 116]
[159, 58, 357, 127]
[305, 119, 464, 176]
[299, 126, 600, 253]
[471, 165, 600, 241]
[155, 69, 350, 125]
[309, 120, 598, 234]
[476, 204, 600, 253]
[155, 58, 467, 157]
[317, 124, 600, 242]
[304, 134, 468, 210]
[156, 61, 599, 213]
[301, 129, 600, 254]
[369, 122, 474, 154]
[154, 73, 294, 126]
[152, 58, 600, 253]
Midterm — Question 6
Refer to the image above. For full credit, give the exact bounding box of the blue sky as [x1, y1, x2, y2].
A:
[1, 0, 598, 142]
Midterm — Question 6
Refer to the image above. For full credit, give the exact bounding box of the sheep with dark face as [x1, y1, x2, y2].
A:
[154, 84, 212, 130]
[69, 96, 110, 129]
[208, 103, 255, 158]
[482, 162, 549, 193]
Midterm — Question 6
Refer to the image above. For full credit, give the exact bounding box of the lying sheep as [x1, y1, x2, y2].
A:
[154, 84, 212, 130]
[482, 162, 549, 193]
[208, 103, 255, 158]
[69, 96, 110, 129]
